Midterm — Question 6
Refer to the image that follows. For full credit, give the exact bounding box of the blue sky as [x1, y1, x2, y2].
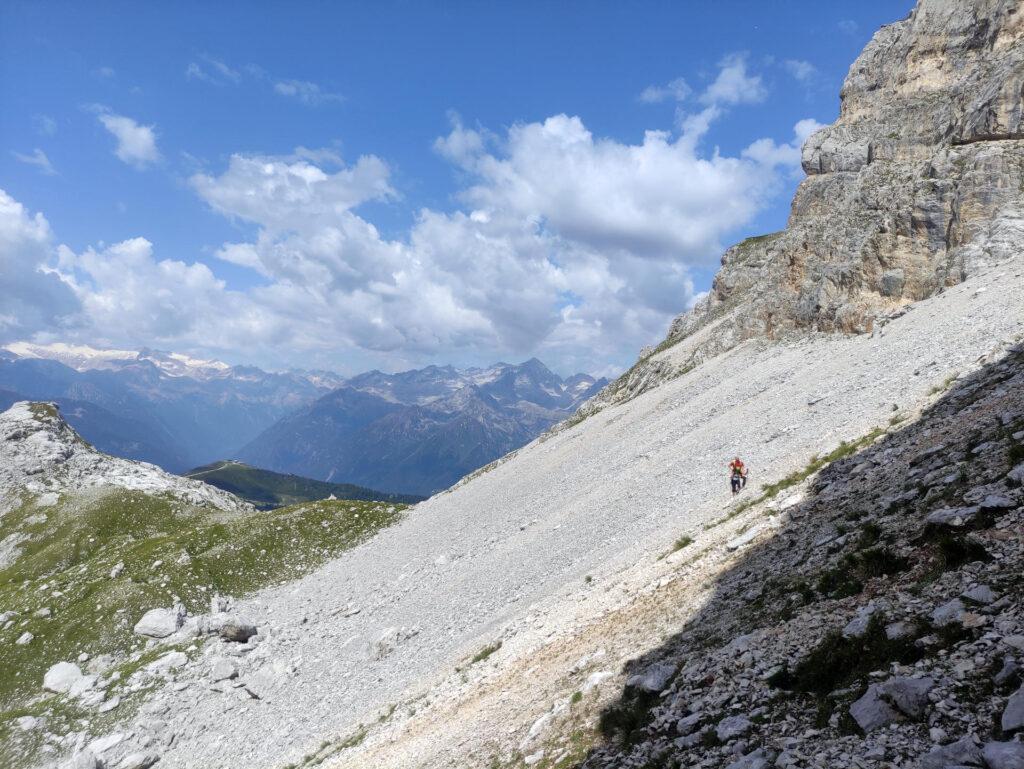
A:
[1, 1, 913, 376]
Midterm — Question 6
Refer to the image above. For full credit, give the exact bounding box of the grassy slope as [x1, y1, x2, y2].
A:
[185, 460, 425, 508]
[0, 488, 406, 766]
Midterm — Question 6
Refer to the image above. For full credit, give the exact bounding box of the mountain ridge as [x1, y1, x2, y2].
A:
[184, 460, 425, 508]
[237, 359, 607, 496]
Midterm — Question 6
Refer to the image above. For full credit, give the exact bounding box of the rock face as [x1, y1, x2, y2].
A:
[681, 0, 1024, 342]
[577, 0, 1024, 418]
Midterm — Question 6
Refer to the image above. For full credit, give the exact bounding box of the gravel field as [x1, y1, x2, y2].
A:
[80, 252, 1023, 769]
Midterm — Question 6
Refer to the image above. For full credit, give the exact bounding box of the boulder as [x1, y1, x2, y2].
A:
[850, 685, 901, 732]
[1003, 684, 1024, 733]
[994, 658, 1021, 688]
[877, 676, 934, 719]
[43, 661, 84, 694]
[843, 603, 882, 639]
[726, 749, 774, 769]
[980, 493, 1016, 510]
[961, 585, 997, 605]
[218, 617, 257, 643]
[931, 599, 966, 627]
[116, 753, 159, 769]
[983, 742, 1024, 769]
[1006, 463, 1024, 486]
[716, 715, 753, 742]
[919, 736, 983, 769]
[676, 712, 702, 736]
[134, 605, 185, 638]
[925, 506, 980, 528]
[626, 662, 677, 693]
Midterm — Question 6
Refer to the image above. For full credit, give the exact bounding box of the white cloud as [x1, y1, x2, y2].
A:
[94, 66, 116, 79]
[95, 109, 160, 169]
[12, 55, 819, 372]
[183, 56, 343, 108]
[639, 77, 691, 104]
[12, 149, 56, 176]
[741, 118, 825, 170]
[700, 53, 766, 106]
[783, 59, 816, 83]
[838, 19, 859, 36]
[185, 55, 241, 85]
[0, 190, 79, 342]
[273, 79, 344, 106]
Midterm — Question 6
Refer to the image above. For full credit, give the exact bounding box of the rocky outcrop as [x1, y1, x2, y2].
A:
[680, 0, 1024, 343]
[0, 401, 250, 511]
[578, 0, 1024, 419]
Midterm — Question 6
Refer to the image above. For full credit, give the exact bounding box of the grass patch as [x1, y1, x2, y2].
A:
[815, 546, 908, 598]
[929, 372, 959, 396]
[768, 615, 922, 695]
[0, 488, 406, 768]
[671, 535, 693, 552]
[471, 640, 502, 664]
[597, 689, 659, 747]
[1009, 441, 1024, 465]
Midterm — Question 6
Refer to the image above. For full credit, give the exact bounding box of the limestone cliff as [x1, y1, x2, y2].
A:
[581, 0, 1024, 417]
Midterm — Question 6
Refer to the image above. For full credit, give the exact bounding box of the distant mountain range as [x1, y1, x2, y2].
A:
[0, 343, 607, 495]
[237, 359, 607, 495]
[184, 460, 425, 509]
[0, 342, 342, 471]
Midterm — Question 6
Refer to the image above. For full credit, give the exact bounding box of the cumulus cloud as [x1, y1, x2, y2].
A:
[639, 77, 691, 104]
[273, 79, 344, 106]
[741, 118, 824, 170]
[12, 148, 56, 176]
[95, 109, 160, 169]
[700, 53, 766, 106]
[12, 53, 822, 373]
[0, 190, 79, 343]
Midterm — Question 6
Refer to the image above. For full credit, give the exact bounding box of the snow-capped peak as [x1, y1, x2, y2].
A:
[4, 341, 232, 379]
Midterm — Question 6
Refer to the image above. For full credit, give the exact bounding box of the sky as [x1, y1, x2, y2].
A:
[0, 1, 914, 377]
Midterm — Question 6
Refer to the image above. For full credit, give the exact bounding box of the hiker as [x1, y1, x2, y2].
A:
[729, 456, 748, 494]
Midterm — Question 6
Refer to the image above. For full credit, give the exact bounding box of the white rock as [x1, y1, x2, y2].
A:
[116, 752, 159, 769]
[15, 631, 33, 645]
[582, 670, 613, 692]
[134, 606, 185, 638]
[43, 661, 84, 694]
[210, 658, 238, 681]
[87, 732, 125, 755]
[146, 651, 188, 672]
